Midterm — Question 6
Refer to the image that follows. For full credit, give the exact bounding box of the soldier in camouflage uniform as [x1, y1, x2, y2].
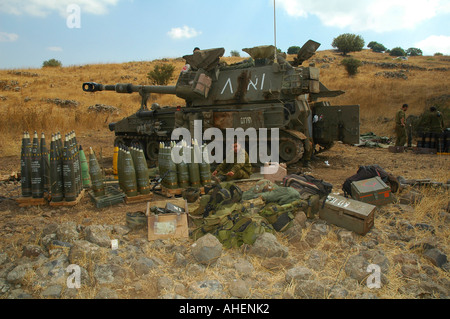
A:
[212, 143, 253, 181]
[423, 106, 444, 134]
[395, 104, 409, 147]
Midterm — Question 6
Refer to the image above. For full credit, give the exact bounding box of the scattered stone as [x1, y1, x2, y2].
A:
[311, 223, 329, 236]
[401, 264, 420, 278]
[157, 276, 174, 292]
[189, 280, 225, 298]
[246, 233, 288, 258]
[0, 278, 11, 295]
[423, 248, 448, 268]
[285, 266, 316, 283]
[0, 252, 10, 265]
[293, 211, 307, 228]
[7, 288, 33, 299]
[261, 257, 295, 271]
[6, 263, 33, 285]
[22, 245, 45, 258]
[41, 285, 62, 298]
[305, 230, 322, 248]
[294, 280, 327, 299]
[68, 240, 105, 265]
[344, 255, 370, 283]
[191, 234, 223, 265]
[234, 259, 254, 276]
[336, 230, 356, 247]
[392, 253, 419, 265]
[174, 283, 187, 295]
[306, 250, 328, 271]
[229, 279, 249, 298]
[46, 98, 79, 108]
[88, 104, 119, 113]
[95, 287, 119, 299]
[186, 264, 205, 276]
[174, 252, 188, 267]
[84, 225, 112, 248]
[56, 222, 80, 243]
[283, 224, 303, 243]
[133, 257, 158, 276]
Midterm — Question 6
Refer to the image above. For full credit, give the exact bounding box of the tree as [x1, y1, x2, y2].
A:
[389, 47, 406, 57]
[147, 64, 175, 85]
[434, 52, 444, 56]
[367, 41, 379, 49]
[406, 47, 423, 56]
[42, 59, 62, 68]
[332, 33, 365, 56]
[287, 46, 301, 55]
[341, 58, 363, 76]
[230, 50, 240, 57]
[372, 43, 387, 53]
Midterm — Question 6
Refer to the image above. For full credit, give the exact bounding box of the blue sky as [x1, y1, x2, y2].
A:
[1, 0, 449, 69]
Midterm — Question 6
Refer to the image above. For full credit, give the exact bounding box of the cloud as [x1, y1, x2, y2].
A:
[0, 32, 19, 42]
[0, 0, 120, 17]
[278, 0, 450, 32]
[415, 35, 450, 55]
[47, 46, 63, 52]
[168, 26, 202, 39]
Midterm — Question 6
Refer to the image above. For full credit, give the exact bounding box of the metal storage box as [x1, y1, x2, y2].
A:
[319, 194, 376, 235]
[351, 176, 394, 206]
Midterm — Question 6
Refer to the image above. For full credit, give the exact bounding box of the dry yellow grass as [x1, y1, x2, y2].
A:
[1, 50, 449, 157]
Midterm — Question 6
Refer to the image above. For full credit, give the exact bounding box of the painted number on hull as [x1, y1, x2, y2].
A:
[240, 117, 252, 125]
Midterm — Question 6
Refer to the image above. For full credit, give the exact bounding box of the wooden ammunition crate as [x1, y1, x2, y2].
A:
[319, 194, 376, 235]
[147, 199, 189, 241]
[88, 186, 125, 209]
[351, 177, 394, 206]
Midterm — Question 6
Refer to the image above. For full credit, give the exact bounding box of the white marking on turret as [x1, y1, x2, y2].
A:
[221, 78, 234, 95]
[248, 77, 258, 91]
[261, 73, 266, 90]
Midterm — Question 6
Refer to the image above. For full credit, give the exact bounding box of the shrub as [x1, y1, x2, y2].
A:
[287, 46, 301, 55]
[406, 47, 423, 56]
[389, 47, 406, 57]
[434, 52, 443, 56]
[372, 43, 387, 53]
[147, 64, 175, 85]
[42, 59, 62, 68]
[332, 33, 365, 56]
[341, 58, 363, 76]
[367, 41, 378, 49]
[230, 50, 241, 57]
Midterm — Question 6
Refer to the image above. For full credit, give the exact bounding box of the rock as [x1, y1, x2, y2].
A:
[174, 252, 188, 267]
[133, 257, 158, 276]
[174, 283, 187, 295]
[41, 285, 62, 298]
[294, 280, 327, 299]
[353, 292, 379, 299]
[285, 266, 316, 283]
[94, 264, 124, 285]
[7, 288, 33, 299]
[392, 253, 419, 265]
[305, 230, 322, 248]
[234, 259, 254, 276]
[423, 248, 448, 268]
[189, 280, 225, 298]
[246, 233, 288, 258]
[0, 278, 11, 295]
[283, 224, 302, 243]
[56, 222, 80, 243]
[421, 265, 439, 277]
[113, 225, 131, 237]
[6, 263, 33, 285]
[229, 279, 249, 298]
[344, 255, 370, 283]
[336, 230, 355, 246]
[191, 234, 223, 265]
[399, 190, 423, 205]
[401, 264, 420, 278]
[22, 245, 45, 258]
[157, 276, 174, 292]
[306, 250, 328, 271]
[399, 281, 448, 298]
[261, 257, 295, 271]
[68, 240, 105, 265]
[0, 252, 9, 265]
[88, 104, 119, 114]
[186, 264, 205, 276]
[160, 293, 186, 299]
[84, 225, 112, 248]
[328, 285, 349, 299]
[311, 223, 329, 236]
[95, 287, 119, 299]
[294, 211, 307, 228]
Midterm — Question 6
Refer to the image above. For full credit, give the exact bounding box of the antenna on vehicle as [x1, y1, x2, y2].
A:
[274, 0, 277, 61]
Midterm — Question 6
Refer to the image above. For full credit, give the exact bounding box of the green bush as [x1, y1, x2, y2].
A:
[389, 47, 406, 57]
[230, 50, 241, 57]
[434, 52, 443, 56]
[42, 59, 62, 68]
[406, 47, 423, 56]
[332, 33, 365, 56]
[147, 64, 176, 86]
[341, 58, 362, 76]
[287, 46, 301, 55]
[372, 43, 387, 53]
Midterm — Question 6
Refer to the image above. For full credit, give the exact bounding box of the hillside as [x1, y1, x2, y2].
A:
[0, 49, 449, 158]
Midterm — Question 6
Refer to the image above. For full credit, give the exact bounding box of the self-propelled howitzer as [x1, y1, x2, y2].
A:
[82, 40, 360, 165]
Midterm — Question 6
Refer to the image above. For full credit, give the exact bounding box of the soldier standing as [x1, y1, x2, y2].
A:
[212, 143, 253, 181]
[423, 106, 445, 149]
[395, 104, 408, 147]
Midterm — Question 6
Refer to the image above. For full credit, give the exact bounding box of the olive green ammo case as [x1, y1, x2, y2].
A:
[351, 176, 394, 206]
[319, 194, 376, 235]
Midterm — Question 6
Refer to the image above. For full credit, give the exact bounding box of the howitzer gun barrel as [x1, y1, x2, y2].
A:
[82, 82, 177, 95]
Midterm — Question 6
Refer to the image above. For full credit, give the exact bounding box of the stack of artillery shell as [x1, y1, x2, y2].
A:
[88, 147, 105, 197]
[157, 140, 212, 190]
[117, 144, 150, 197]
[20, 130, 85, 203]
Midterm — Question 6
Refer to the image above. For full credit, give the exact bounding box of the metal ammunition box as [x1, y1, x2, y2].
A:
[351, 177, 394, 206]
[319, 194, 376, 235]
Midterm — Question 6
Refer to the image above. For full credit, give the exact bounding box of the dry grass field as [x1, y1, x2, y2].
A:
[0, 49, 449, 300]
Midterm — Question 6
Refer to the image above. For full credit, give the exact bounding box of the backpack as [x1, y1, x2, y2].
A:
[191, 182, 243, 217]
[259, 199, 308, 232]
[342, 165, 399, 197]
